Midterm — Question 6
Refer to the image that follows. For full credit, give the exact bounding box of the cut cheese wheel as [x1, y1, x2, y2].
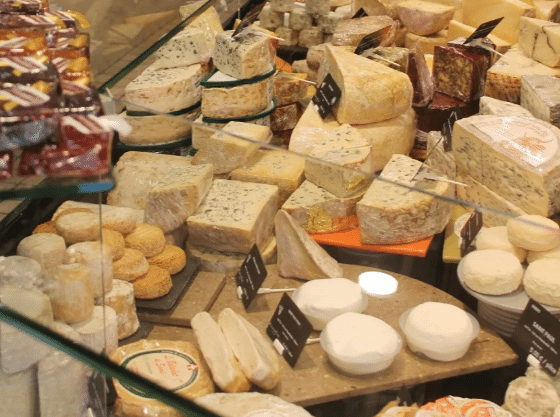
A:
[17, 233, 66, 272]
[0, 365, 38, 417]
[524, 258, 560, 307]
[474, 226, 528, 262]
[191, 312, 252, 393]
[0, 255, 43, 290]
[218, 308, 281, 390]
[71, 305, 118, 355]
[66, 241, 113, 298]
[110, 339, 215, 417]
[275, 209, 343, 280]
[196, 393, 314, 417]
[0, 285, 53, 374]
[96, 279, 139, 340]
[506, 215, 560, 251]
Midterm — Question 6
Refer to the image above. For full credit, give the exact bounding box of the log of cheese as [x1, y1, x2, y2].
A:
[95, 279, 139, 340]
[66, 242, 113, 298]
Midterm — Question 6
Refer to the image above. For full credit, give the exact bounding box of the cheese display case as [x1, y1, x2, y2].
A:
[6, 0, 560, 416]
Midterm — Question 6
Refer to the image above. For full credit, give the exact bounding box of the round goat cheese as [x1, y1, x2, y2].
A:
[507, 215, 560, 252]
[524, 258, 560, 307]
[474, 226, 527, 262]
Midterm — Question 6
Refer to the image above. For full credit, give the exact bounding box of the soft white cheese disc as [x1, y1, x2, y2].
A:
[475, 226, 527, 262]
[291, 278, 368, 330]
[507, 215, 560, 252]
[524, 258, 560, 307]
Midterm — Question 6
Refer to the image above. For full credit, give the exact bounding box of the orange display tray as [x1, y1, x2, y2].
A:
[310, 223, 433, 258]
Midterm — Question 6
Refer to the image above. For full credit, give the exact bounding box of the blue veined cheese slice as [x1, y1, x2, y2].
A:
[424, 130, 456, 179]
[187, 179, 279, 253]
[357, 154, 453, 244]
[453, 115, 560, 216]
[124, 63, 202, 113]
[519, 17, 560, 68]
[213, 30, 275, 80]
[179, 3, 223, 49]
[154, 28, 211, 69]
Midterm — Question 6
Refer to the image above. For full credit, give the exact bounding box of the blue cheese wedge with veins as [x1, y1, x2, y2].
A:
[154, 29, 212, 69]
[213, 30, 275, 80]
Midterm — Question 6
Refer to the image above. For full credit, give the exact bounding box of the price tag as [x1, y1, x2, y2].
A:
[352, 7, 367, 18]
[460, 210, 483, 257]
[354, 25, 392, 55]
[266, 293, 313, 367]
[514, 299, 560, 376]
[441, 105, 464, 152]
[464, 17, 504, 44]
[235, 244, 267, 310]
[232, 3, 266, 37]
[397, 385, 414, 407]
[312, 73, 341, 119]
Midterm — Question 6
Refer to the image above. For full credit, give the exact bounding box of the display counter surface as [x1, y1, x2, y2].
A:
[148, 263, 518, 407]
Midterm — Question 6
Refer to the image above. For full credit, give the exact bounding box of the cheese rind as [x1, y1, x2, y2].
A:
[96, 279, 139, 340]
[305, 0, 330, 15]
[298, 28, 324, 48]
[397, 0, 455, 36]
[316, 12, 344, 34]
[259, 4, 284, 28]
[405, 30, 447, 55]
[0, 255, 43, 290]
[276, 26, 299, 46]
[479, 96, 534, 117]
[274, 72, 307, 106]
[66, 242, 113, 298]
[518, 17, 560, 68]
[425, 130, 456, 179]
[520, 74, 560, 128]
[121, 109, 199, 145]
[331, 15, 396, 47]
[289, 8, 312, 30]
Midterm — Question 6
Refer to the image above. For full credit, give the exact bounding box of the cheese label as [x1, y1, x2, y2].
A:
[312, 74, 341, 119]
[464, 17, 504, 44]
[352, 8, 367, 18]
[473, 118, 559, 167]
[460, 210, 483, 257]
[235, 244, 267, 310]
[354, 26, 392, 55]
[120, 349, 199, 397]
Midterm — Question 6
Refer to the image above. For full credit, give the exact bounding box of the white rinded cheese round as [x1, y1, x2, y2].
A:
[527, 245, 560, 264]
[196, 393, 314, 417]
[96, 279, 139, 340]
[291, 278, 368, 330]
[0, 255, 43, 290]
[17, 233, 66, 271]
[71, 305, 118, 355]
[505, 376, 560, 417]
[458, 249, 523, 295]
[320, 312, 401, 375]
[524, 258, 560, 307]
[474, 226, 527, 262]
[507, 215, 560, 252]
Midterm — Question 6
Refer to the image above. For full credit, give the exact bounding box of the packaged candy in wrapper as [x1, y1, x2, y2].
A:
[49, 48, 91, 84]
[45, 10, 90, 33]
[0, 0, 48, 15]
[0, 29, 48, 56]
[0, 54, 60, 87]
[59, 80, 102, 115]
[51, 31, 89, 57]
[0, 14, 62, 32]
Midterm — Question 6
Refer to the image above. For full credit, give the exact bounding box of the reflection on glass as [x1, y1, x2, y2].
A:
[358, 271, 398, 297]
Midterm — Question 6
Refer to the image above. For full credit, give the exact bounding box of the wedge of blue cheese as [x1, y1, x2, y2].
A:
[154, 29, 211, 69]
[124, 64, 202, 113]
[282, 180, 362, 233]
[520, 74, 560, 128]
[357, 154, 453, 244]
[187, 179, 279, 253]
[179, 3, 223, 49]
[213, 30, 275, 80]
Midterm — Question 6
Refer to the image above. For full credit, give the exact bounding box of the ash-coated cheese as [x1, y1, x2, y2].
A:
[95, 279, 139, 340]
[318, 45, 413, 124]
[124, 64, 202, 113]
[276, 26, 299, 46]
[201, 71, 273, 119]
[271, 0, 294, 13]
[305, 0, 330, 15]
[479, 96, 534, 117]
[270, 102, 300, 131]
[230, 150, 305, 206]
[275, 209, 344, 279]
[298, 28, 324, 48]
[289, 8, 312, 30]
[520, 74, 560, 128]
[316, 12, 343, 34]
[213, 30, 275, 80]
[274, 72, 307, 105]
[452, 115, 560, 217]
[258, 4, 284, 28]
[187, 179, 279, 254]
[357, 154, 453, 244]
[282, 180, 361, 233]
[192, 122, 272, 174]
[519, 17, 560, 68]
[0, 366, 38, 417]
[154, 29, 211, 69]
[424, 130, 456, 179]
[485, 46, 560, 103]
[332, 15, 396, 47]
[405, 30, 448, 55]
[397, 0, 455, 36]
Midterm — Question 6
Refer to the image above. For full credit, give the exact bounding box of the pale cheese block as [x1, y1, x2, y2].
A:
[274, 72, 308, 106]
[66, 242, 113, 298]
[179, 3, 223, 50]
[0, 286, 53, 374]
[290, 59, 318, 83]
[289, 8, 312, 30]
[424, 130, 456, 179]
[506, 214, 560, 251]
[108, 152, 213, 234]
[519, 17, 560, 67]
[306, 0, 330, 15]
[276, 26, 299, 46]
[485, 46, 560, 103]
[535, 0, 560, 22]
[479, 96, 534, 117]
[230, 150, 305, 207]
[357, 154, 453, 244]
[192, 118, 222, 149]
[397, 0, 455, 36]
[71, 305, 118, 355]
[405, 30, 448, 55]
[524, 258, 560, 306]
[191, 312, 252, 393]
[520, 74, 560, 128]
[186, 236, 277, 274]
[282, 180, 361, 233]
[218, 308, 281, 390]
[474, 226, 528, 261]
[45, 263, 94, 324]
[462, 0, 536, 44]
[16, 233, 66, 272]
[351, 0, 387, 16]
[0, 366, 38, 417]
[213, 30, 275, 80]
[95, 279, 139, 340]
[504, 377, 560, 417]
[192, 122, 272, 174]
[331, 15, 396, 47]
[124, 64, 202, 113]
[187, 179, 279, 254]
[196, 393, 314, 417]
[527, 245, 560, 263]
[452, 115, 560, 217]
[289, 104, 342, 154]
[259, 4, 284, 28]
[0, 255, 43, 290]
[201, 71, 273, 119]
[299, 27, 324, 48]
[316, 12, 344, 34]
[318, 45, 413, 124]
[110, 339, 214, 417]
[154, 28, 211, 69]
[447, 20, 511, 55]
[458, 249, 523, 295]
[306, 44, 355, 71]
[275, 209, 343, 279]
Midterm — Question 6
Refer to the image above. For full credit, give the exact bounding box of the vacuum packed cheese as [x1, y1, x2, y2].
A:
[187, 180, 279, 253]
[396, 0, 455, 36]
[518, 17, 560, 68]
[520, 74, 560, 128]
[357, 154, 453, 244]
[318, 45, 413, 124]
[71, 305, 118, 355]
[452, 115, 560, 217]
[275, 209, 343, 279]
[213, 30, 275, 80]
[154, 28, 211, 69]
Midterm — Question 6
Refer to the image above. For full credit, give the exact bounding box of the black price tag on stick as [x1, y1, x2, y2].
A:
[235, 244, 267, 310]
[514, 299, 560, 376]
[354, 25, 392, 55]
[352, 7, 368, 18]
[464, 17, 504, 44]
[232, 3, 266, 37]
[460, 210, 483, 256]
[442, 120, 452, 152]
[312, 73, 341, 119]
[266, 293, 313, 367]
